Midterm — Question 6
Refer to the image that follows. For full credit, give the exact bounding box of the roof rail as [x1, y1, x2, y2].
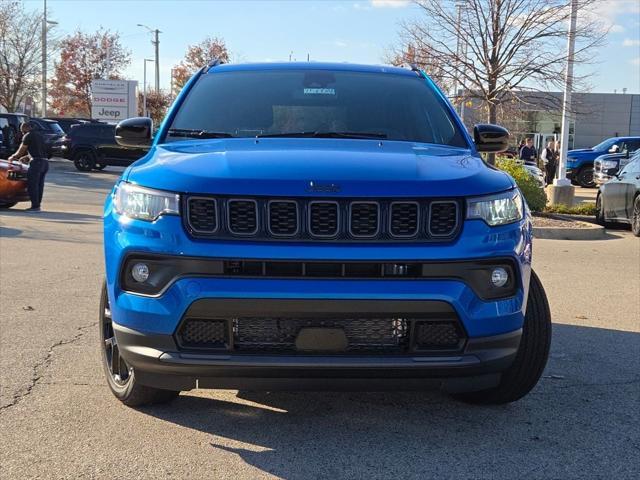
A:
[206, 58, 226, 69]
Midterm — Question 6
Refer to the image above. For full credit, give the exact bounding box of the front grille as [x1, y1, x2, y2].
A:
[176, 316, 465, 354]
[390, 202, 419, 237]
[177, 319, 227, 348]
[349, 202, 379, 237]
[184, 196, 462, 241]
[268, 200, 299, 236]
[187, 197, 217, 233]
[429, 201, 458, 237]
[309, 201, 339, 237]
[414, 321, 464, 350]
[228, 199, 258, 235]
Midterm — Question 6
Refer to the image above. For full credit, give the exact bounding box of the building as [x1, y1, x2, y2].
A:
[460, 91, 640, 150]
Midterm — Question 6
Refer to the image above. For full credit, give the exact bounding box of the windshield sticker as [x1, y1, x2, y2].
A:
[303, 88, 336, 95]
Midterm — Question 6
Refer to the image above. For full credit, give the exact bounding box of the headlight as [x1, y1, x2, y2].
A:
[113, 182, 179, 221]
[602, 160, 618, 169]
[466, 189, 524, 226]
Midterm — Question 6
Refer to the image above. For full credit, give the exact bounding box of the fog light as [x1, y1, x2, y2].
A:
[491, 267, 509, 287]
[131, 263, 150, 283]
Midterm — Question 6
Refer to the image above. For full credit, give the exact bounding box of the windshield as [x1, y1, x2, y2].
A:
[592, 138, 616, 151]
[166, 69, 468, 147]
[47, 123, 65, 134]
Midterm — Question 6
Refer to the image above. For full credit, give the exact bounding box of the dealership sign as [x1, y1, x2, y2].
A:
[91, 79, 138, 122]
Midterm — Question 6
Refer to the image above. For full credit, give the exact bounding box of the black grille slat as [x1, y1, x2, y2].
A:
[188, 198, 217, 233]
[268, 201, 298, 236]
[309, 202, 339, 237]
[390, 202, 419, 237]
[429, 202, 458, 237]
[228, 200, 258, 235]
[349, 202, 379, 237]
[414, 321, 463, 350]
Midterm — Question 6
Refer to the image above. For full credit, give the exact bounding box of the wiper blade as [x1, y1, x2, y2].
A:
[257, 131, 387, 139]
[167, 128, 234, 139]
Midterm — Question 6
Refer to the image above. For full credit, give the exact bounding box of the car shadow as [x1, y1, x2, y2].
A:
[139, 324, 639, 479]
[45, 159, 124, 192]
[0, 209, 100, 224]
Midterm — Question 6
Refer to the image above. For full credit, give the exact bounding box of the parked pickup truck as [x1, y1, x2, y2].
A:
[567, 136, 640, 188]
[594, 149, 639, 186]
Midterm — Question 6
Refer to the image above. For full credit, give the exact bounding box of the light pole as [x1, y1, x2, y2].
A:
[41, 0, 58, 116]
[143, 58, 153, 117]
[137, 24, 161, 91]
[549, 0, 577, 205]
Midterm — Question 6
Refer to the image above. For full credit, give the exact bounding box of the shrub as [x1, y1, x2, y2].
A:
[495, 158, 547, 212]
[543, 203, 597, 215]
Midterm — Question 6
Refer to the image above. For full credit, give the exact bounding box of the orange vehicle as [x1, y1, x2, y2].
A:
[0, 159, 29, 208]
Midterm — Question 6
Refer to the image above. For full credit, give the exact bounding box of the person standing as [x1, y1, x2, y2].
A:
[7, 121, 49, 211]
[541, 140, 558, 186]
[519, 137, 538, 166]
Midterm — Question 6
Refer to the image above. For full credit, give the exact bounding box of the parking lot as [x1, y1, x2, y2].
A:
[1, 159, 638, 479]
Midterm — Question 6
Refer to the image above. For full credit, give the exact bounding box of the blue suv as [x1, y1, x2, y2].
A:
[101, 62, 551, 406]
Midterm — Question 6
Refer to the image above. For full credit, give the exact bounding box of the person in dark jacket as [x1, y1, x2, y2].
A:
[519, 137, 538, 166]
[7, 121, 49, 211]
[541, 140, 558, 186]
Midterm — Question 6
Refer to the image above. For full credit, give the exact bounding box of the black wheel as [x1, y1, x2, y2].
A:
[99, 281, 179, 407]
[595, 193, 616, 229]
[0, 202, 17, 209]
[93, 163, 107, 171]
[73, 150, 95, 171]
[452, 270, 552, 405]
[632, 195, 640, 237]
[576, 166, 595, 188]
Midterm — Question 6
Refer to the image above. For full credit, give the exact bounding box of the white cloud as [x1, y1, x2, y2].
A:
[631, 57, 640, 66]
[370, 0, 410, 8]
[610, 24, 625, 33]
[334, 40, 348, 48]
[622, 38, 640, 47]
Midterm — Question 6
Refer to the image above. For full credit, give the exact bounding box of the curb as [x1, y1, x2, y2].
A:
[532, 219, 605, 240]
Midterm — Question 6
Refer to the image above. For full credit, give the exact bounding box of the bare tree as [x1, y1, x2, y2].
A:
[384, 44, 453, 92]
[0, 0, 44, 112]
[396, 0, 605, 129]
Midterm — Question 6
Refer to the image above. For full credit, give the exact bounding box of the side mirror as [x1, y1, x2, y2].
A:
[115, 117, 153, 147]
[473, 124, 510, 153]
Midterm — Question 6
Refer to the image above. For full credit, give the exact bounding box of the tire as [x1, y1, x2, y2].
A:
[452, 270, 552, 405]
[0, 202, 17, 209]
[632, 195, 640, 237]
[99, 281, 179, 407]
[93, 163, 107, 171]
[73, 150, 96, 171]
[576, 166, 595, 188]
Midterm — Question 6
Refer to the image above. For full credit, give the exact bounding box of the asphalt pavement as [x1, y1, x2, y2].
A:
[0, 159, 639, 479]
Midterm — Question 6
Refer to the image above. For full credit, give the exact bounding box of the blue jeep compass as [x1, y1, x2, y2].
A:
[102, 61, 551, 406]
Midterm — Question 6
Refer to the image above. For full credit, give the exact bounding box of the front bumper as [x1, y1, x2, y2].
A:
[114, 320, 521, 392]
[104, 199, 533, 391]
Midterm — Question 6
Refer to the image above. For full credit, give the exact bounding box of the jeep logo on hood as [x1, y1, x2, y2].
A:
[307, 181, 341, 193]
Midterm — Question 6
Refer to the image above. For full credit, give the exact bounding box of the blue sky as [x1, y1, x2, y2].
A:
[27, 0, 640, 94]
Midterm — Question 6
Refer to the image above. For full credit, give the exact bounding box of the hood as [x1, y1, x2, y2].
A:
[594, 152, 625, 163]
[125, 138, 514, 197]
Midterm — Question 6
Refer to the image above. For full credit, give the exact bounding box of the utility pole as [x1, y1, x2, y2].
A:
[41, 0, 58, 117]
[143, 58, 153, 117]
[549, 0, 577, 205]
[138, 24, 161, 91]
[153, 29, 160, 91]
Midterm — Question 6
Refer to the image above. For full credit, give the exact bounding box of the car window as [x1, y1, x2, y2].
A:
[167, 69, 468, 148]
[48, 123, 65, 134]
[626, 139, 640, 153]
[620, 159, 639, 176]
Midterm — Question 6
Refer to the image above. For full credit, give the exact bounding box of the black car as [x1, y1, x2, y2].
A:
[43, 116, 103, 134]
[29, 118, 66, 158]
[596, 150, 640, 236]
[0, 113, 29, 155]
[61, 122, 148, 171]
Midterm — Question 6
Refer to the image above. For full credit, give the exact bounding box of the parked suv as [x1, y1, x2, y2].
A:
[102, 62, 551, 407]
[0, 113, 29, 155]
[593, 147, 639, 186]
[567, 136, 640, 188]
[62, 122, 148, 171]
[29, 118, 66, 158]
